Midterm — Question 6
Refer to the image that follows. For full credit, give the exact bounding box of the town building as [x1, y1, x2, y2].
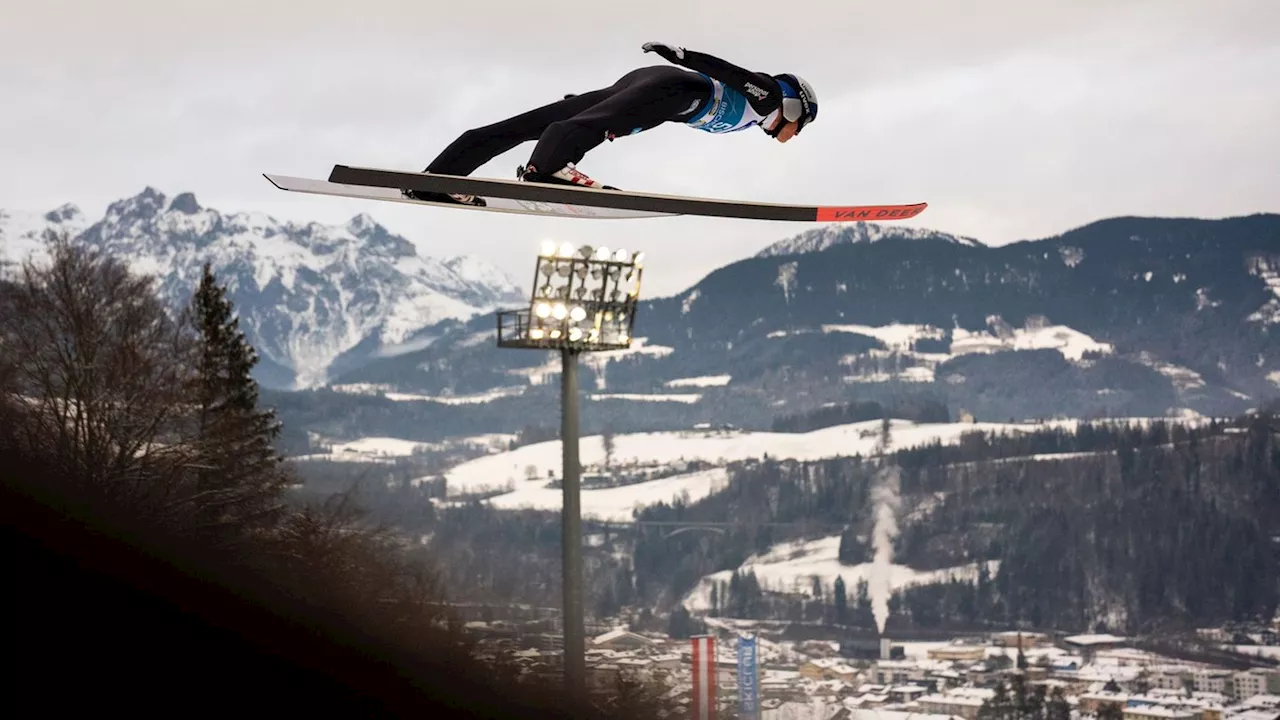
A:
[1065, 634, 1129, 651]
[1234, 671, 1274, 700]
[917, 687, 997, 720]
[993, 631, 1051, 648]
[1078, 690, 1130, 714]
[1123, 706, 1201, 720]
[929, 644, 989, 662]
[591, 628, 657, 651]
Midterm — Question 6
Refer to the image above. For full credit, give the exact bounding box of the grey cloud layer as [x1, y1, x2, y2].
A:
[2, 0, 1276, 296]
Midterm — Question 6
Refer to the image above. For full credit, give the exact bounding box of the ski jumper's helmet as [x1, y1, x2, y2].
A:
[771, 73, 818, 135]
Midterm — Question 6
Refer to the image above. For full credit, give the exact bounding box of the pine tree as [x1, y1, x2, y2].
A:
[856, 578, 875, 628]
[602, 426, 616, 471]
[834, 575, 848, 625]
[838, 528, 864, 564]
[1098, 703, 1124, 720]
[187, 263, 290, 534]
[1045, 687, 1070, 720]
[978, 678, 1015, 720]
[1026, 684, 1046, 720]
[1010, 672, 1029, 719]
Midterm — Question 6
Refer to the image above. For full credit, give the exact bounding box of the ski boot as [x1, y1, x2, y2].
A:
[517, 163, 619, 191]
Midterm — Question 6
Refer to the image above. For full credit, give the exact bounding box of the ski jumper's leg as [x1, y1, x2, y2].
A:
[525, 66, 710, 173]
[423, 88, 618, 176]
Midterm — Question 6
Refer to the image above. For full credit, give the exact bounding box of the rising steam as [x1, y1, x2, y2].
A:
[868, 464, 901, 635]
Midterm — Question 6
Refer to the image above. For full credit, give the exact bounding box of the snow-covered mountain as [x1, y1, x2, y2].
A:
[0, 188, 526, 389]
[320, 213, 1280, 437]
[755, 220, 983, 258]
[0, 204, 91, 264]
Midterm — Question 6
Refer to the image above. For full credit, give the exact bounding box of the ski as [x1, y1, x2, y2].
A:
[321, 164, 927, 223]
[262, 173, 671, 220]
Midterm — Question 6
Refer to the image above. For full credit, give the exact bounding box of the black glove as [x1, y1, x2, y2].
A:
[641, 41, 685, 62]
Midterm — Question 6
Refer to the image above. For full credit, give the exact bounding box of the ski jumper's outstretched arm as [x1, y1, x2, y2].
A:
[641, 42, 782, 116]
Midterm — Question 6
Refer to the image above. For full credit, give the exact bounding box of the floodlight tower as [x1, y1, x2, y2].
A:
[496, 240, 645, 701]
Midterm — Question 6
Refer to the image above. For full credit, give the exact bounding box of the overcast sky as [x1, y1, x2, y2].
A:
[2, 0, 1277, 296]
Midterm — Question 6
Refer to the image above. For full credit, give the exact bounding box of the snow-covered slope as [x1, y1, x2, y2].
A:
[681, 535, 998, 612]
[756, 220, 983, 258]
[427, 418, 1080, 506]
[2, 189, 526, 389]
[401, 416, 1199, 521]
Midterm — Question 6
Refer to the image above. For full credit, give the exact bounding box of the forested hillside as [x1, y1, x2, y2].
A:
[328, 409, 1280, 636]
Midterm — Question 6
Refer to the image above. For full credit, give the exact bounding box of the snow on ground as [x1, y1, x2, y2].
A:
[1269, 371, 1280, 389]
[894, 641, 954, 660]
[433, 416, 1199, 499]
[328, 382, 527, 404]
[583, 338, 677, 390]
[1224, 645, 1280, 660]
[588, 392, 702, 403]
[462, 433, 519, 449]
[484, 467, 730, 521]
[1246, 255, 1280, 325]
[0, 205, 90, 269]
[319, 436, 434, 461]
[681, 533, 999, 612]
[951, 322, 1112, 362]
[329, 383, 394, 395]
[665, 375, 732, 388]
[788, 319, 1114, 362]
[434, 418, 1083, 497]
[505, 354, 563, 385]
[295, 433, 516, 463]
[822, 323, 946, 351]
[1135, 352, 1206, 391]
[387, 387, 526, 404]
[498, 339, 679, 389]
[842, 366, 937, 384]
[776, 319, 1112, 386]
[896, 641, 1174, 669]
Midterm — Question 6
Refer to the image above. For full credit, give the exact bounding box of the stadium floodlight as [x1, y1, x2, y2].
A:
[495, 240, 647, 702]
[498, 240, 643, 352]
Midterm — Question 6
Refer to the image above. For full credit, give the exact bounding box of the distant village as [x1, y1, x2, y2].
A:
[463, 616, 1280, 720]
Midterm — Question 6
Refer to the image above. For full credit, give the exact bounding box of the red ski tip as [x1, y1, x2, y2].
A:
[815, 203, 928, 222]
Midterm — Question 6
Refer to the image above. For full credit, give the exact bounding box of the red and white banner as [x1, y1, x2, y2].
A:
[691, 634, 716, 720]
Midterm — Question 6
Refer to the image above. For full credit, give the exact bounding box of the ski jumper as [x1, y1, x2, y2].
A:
[422, 48, 790, 178]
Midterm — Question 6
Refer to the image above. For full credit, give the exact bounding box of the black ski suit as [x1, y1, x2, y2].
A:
[422, 46, 790, 179]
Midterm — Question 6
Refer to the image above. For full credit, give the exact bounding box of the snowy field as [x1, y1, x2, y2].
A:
[485, 467, 730, 521]
[416, 416, 1199, 523]
[665, 375, 732, 388]
[1224, 645, 1280, 660]
[771, 319, 1114, 364]
[681, 534, 999, 612]
[294, 433, 516, 463]
[430, 417, 1148, 499]
[588, 392, 703, 403]
[948, 322, 1113, 362]
[330, 383, 527, 404]
[768, 319, 1116, 385]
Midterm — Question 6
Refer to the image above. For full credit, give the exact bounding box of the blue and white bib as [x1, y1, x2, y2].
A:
[685, 74, 778, 134]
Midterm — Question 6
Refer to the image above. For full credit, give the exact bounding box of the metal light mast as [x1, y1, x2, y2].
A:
[496, 240, 646, 702]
